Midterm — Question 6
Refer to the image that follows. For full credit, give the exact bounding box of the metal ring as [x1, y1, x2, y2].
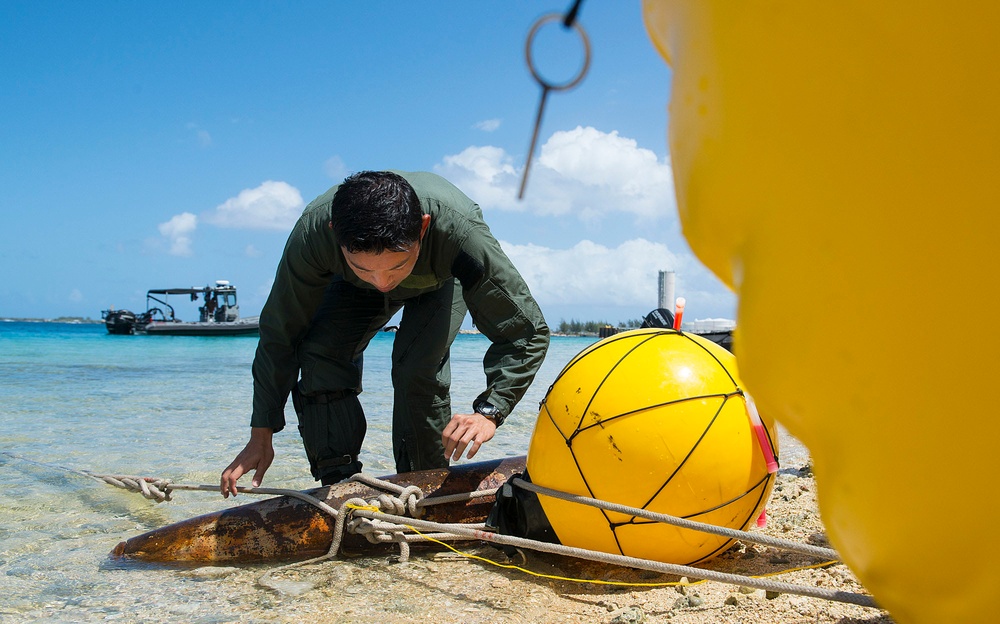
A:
[525, 13, 591, 92]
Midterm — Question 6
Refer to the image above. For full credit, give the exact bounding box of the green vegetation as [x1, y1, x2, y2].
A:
[556, 318, 643, 335]
[0, 316, 101, 323]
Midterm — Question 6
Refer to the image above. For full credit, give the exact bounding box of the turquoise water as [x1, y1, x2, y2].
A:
[0, 321, 600, 622]
[0, 321, 807, 622]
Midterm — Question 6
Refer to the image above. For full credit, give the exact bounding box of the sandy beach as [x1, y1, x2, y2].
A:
[174, 458, 894, 624]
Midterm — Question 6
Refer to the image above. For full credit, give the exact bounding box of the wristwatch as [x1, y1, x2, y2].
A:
[474, 399, 505, 428]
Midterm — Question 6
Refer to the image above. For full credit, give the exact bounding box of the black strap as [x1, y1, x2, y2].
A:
[292, 384, 358, 411]
[303, 389, 357, 405]
[317, 454, 358, 469]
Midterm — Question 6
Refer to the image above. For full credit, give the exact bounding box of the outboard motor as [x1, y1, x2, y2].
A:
[103, 309, 137, 335]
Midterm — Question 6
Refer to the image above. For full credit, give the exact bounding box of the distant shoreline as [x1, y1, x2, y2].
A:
[3, 319, 606, 337]
[0, 317, 103, 324]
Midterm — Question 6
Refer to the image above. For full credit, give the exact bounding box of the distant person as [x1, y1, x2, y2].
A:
[221, 171, 550, 496]
[204, 293, 218, 321]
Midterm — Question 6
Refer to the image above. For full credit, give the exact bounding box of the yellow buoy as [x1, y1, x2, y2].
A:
[643, 2, 1000, 621]
[527, 328, 778, 565]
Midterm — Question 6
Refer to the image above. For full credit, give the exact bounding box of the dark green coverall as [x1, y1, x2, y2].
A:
[250, 171, 550, 483]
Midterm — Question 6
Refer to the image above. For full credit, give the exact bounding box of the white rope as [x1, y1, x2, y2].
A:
[89, 473, 175, 501]
[259, 477, 430, 590]
[415, 487, 499, 506]
[349, 507, 879, 609]
[511, 478, 839, 560]
[3, 452, 878, 608]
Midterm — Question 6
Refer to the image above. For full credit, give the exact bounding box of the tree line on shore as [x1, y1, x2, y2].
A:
[555, 318, 643, 335]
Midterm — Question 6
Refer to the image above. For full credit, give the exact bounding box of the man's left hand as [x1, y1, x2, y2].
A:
[442, 412, 497, 461]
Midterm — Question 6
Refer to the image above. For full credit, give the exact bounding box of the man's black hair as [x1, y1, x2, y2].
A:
[330, 171, 423, 254]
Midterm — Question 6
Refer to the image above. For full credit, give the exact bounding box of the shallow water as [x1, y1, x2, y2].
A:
[0, 322, 808, 622]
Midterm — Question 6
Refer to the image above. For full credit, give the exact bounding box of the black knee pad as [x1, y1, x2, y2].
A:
[295, 391, 366, 482]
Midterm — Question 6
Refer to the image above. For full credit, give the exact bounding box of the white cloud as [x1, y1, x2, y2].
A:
[501, 237, 735, 321]
[152, 181, 302, 257]
[501, 238, 678, 307]
[324, 155, 348, 181]
[255, 278, 274, 301]
[203, 181, 304, 231]
[437, 126, 675, 222]
[437, 146, 523, 211]
[474, 118, 501, 132]
[434, 127, 734, 320]
[536, 127, 673, 219]
[68, 289, 83, 302]
[186, 122, 212, 147]
[158, 212, 198, 257]
[245, 244, 262, 258]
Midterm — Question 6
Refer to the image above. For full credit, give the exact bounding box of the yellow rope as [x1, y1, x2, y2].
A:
[406, 524, 840, 589]
[345, 503, 381, 513]
[756, 559, 841, 578]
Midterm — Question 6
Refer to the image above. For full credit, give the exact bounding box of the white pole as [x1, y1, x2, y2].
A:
[658, 270, 675, 310]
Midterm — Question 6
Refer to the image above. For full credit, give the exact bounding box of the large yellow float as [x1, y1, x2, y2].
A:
[526, 328, 779, 565]
[642, 2, 1000, 622]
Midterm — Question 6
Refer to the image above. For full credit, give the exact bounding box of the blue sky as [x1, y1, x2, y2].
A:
[0, 1, 735, 326]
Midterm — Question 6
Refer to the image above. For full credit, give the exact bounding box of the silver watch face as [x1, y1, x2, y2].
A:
[475, 401, 498, 416]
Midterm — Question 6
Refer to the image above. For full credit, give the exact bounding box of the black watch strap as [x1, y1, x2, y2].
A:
[474, 399, 505, 428]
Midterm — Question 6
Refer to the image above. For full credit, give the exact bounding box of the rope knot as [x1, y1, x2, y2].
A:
[92, 473, 174, 502]
[330, 476, 432, 564]
[374, 484, 423, 517]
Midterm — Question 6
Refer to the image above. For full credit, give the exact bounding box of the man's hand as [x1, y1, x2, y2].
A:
[220, 427, 275, 498]
[442, 412, 497, 462]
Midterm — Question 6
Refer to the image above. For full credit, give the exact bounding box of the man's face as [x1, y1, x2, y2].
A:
[341, 214, 430, 293]
[342, 244, 420, 292]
